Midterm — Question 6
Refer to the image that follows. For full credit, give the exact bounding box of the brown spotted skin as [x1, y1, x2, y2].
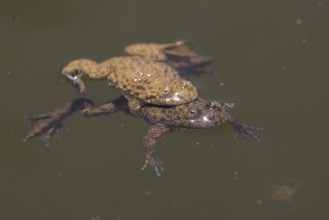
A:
[103, 57, 197, 107]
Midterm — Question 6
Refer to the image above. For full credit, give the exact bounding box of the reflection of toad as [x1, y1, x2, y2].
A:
[24, 96, 261, 176]
[61, 41, 212, 115]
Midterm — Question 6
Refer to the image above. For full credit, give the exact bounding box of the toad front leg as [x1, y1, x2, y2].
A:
[227, 116, 263, 141]
[61, 59, 111, 93]
[142, 123, 171, 176]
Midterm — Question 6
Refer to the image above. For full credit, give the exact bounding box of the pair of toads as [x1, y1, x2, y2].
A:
[24, 41, 262, 176]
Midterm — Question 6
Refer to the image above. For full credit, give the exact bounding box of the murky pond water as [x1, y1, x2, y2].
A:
[1, 0, 328, 219]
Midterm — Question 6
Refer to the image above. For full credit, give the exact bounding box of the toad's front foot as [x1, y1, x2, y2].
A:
[141, 154, 164, 176]
[232, 122, 263, 142]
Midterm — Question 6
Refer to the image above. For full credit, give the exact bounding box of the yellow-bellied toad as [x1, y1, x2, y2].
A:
[61, 41, 209, 115]
[24, 96, 262, 176]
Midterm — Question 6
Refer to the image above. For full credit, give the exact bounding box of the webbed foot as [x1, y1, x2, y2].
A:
[141, 155, 164, 176]
[232, 122, 263, 142]
[23, 115, 65, 143]
[168, 56, 214, 76]
[24, 98, 95, 143]
[162, 41, 198, 58]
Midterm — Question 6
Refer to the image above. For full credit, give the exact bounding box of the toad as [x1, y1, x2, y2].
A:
[24, 96, 261, 176]
[61, 41, 212, 115]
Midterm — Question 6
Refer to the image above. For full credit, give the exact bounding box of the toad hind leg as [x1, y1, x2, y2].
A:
[82, 96, 127, 116]
[125, 41, 213, 76]
[166, 55, 214, 76]
[142, 123, 171, 176]
[24, 96, 127, 142]
[124, 41, 198, 62]
[23, 98, 95, 142]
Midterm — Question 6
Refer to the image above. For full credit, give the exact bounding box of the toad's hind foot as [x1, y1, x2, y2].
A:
[24, 98, 95, 143]
[161, 41, 198, 58]
[232, 122, 263, 142]
[141, 155, 164, 176]
[23, 116, 65, 143]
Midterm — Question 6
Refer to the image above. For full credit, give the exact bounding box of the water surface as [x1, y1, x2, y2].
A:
[1, 0, 328, 219]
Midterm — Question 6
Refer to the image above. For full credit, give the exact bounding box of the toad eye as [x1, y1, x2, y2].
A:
[206, 114, 216, 121]
[186, 109, 199, 120]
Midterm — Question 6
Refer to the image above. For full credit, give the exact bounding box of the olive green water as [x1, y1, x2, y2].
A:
[1, 0, 328, 219]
